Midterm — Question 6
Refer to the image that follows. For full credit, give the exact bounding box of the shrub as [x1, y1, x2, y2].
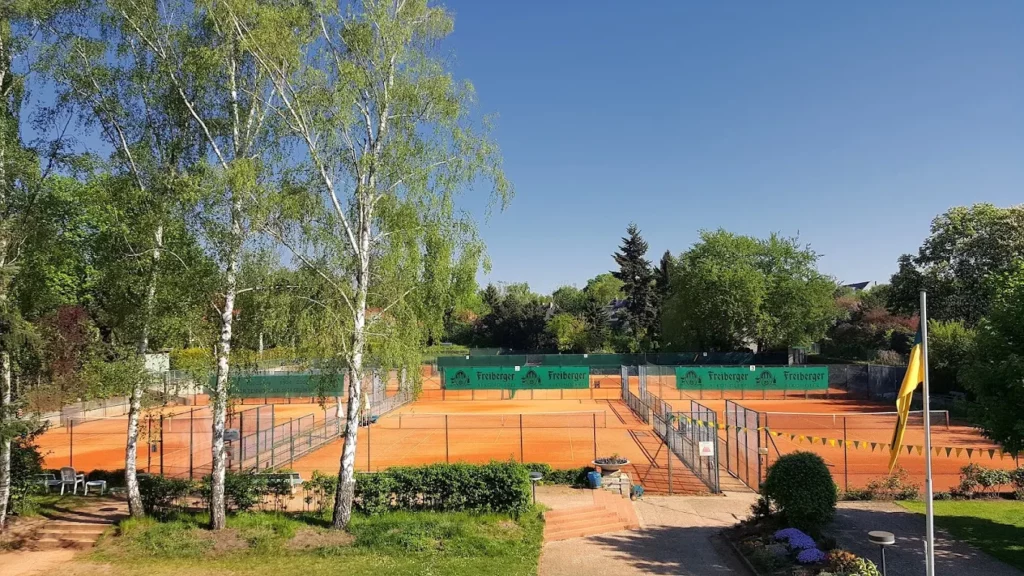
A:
[977, 467, 1012, 494]
[762, 452, 837, 534]
[8, 435, 45, 517]
[826, 549, 859, 572]
[524, 463, 592, 487]
[796, 547, 826, 564]
[353, 461, 531, 516]
[958, 463, 983, 498]
[864, 466, 921, 500]
[139, 475, 194, 516]
[774, 527, 816, 551]
[301, 471, 336, 514]
[749, 495, 773, 521]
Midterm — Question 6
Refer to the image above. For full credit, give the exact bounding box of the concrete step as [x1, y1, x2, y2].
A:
[543, 505, 605, 520]
[38, 525, 109, 537]
[34, 537, 99, 550]
[544, 521, 636, 542]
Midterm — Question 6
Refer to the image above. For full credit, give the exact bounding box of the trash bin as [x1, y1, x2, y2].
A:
[586, 470, 602, 489]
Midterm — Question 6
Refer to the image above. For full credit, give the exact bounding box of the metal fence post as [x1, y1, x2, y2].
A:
[367, 415, 371, 472]
[843, 417, 849, 492]
[256, 408, 261, 471]
[69, 419, 74, 468]
[159, 414, 164, 476]
[668, 425, 673, 495]
[445, 415, 450, 463]
[189, 407, 194, 479]
[147, 416, 152, 473]
[592, 413, 598, 461]
[519, 414, 524, 463]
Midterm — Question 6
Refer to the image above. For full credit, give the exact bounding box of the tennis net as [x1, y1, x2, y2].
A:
[381, 411, 608, 430]
[761, 409, 950, 432]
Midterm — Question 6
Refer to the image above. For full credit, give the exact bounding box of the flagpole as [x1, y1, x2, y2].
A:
[920, 290, 936, 576]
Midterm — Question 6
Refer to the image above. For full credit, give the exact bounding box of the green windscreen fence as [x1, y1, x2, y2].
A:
[210, 373, 345, 397]
[444, 366, 591, 390]
[435, 352, 770, 368]
[674, 366, 828, 391]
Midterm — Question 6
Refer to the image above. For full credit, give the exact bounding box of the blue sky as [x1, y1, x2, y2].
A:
[442, 1, 1024, 294]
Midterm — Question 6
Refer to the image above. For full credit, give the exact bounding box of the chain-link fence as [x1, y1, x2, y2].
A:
[724, 400, 762, 491]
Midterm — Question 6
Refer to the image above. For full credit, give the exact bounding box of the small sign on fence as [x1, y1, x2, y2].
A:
[699, 441, 714, 457]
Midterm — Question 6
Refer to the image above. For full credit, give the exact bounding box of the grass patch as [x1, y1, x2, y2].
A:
[17, 494, 90, 517]
[898, 500, 1024, 570]
[92, 508, 544, 576]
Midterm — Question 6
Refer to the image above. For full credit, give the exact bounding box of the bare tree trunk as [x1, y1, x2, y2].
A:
[211, 208, 241, 530]
[124, 224, 162, 516]
[258, 332, 263, 360]
[0, 351, 11, 532]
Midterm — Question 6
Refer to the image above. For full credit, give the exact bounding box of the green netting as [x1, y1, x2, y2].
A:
[208, 373, 345, 397]
[668, 366, 829, 391]
[444, 366, 590, 390]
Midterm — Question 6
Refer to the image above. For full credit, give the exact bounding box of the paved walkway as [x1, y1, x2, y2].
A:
[538, 487, 758, 576]
[829, 502, 1022, 576]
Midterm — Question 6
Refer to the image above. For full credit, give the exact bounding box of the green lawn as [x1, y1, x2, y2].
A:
[89, 508, 544, 576]
[898, 500, 1024, 570]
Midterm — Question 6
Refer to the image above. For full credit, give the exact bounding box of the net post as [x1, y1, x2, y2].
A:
[256, 408, 261, 471]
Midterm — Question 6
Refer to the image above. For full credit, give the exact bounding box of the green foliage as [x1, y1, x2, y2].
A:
[962, 262, 1024, 455]
[474, 284, 552, 351]
[138, 475, 194, 516]
[888, 204, 1024, 325]
[523, 463, 592, 487]
[762, 451, 837, 534]
[547, 313, 588, 353]
[612, 224, 657, 350]
[825, 549, 882, 576]
[354, 462, 531, 516]
[6, 434, 45, 517]
[662, 230, 840, 352]
[956, 464, 1015, 498]
[861, 466, 921, 500]
[899, 500, 1024, 571]
[927, 319, 975, 394]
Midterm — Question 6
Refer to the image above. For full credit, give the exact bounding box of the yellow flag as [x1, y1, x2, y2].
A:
[915, 446, 923, 456]
[955, 448, 963, 458]
[889, 329, 924, 472]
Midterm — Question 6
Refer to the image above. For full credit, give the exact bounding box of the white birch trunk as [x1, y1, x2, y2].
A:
[211, 205, 242, 530]
[332, 217, 371, 529]
[125, 224, 162, 516]
[0, 352, 11, 532]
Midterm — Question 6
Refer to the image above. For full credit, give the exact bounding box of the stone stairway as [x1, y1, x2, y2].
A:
[542, 488, 640, 542]
[33, 499, 127, 550]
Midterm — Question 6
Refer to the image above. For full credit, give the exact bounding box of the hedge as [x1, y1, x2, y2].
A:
[355, 461, 531, 516]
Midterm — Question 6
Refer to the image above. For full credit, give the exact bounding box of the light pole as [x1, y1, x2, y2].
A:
[529, 472, 543, 504]
[868, 530, 895, 576]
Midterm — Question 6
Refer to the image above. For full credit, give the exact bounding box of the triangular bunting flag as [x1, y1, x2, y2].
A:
[934, 447, 942, 456]
[906, 445, 913, 455]
[807, 436, 815, 444]
[870, 442, 877, 452]
[945, 447, 953, 457]
[790, 434, 797, 442]
[853, 441, 861, 450]
[988, 449, 995, 460]
[828, 439, 836, 447]
[955, 448, 963, 458]
[967, 448, 974, 459]
[837, 439, 844, 448]
[915, 446, 923, 456]
[997, 449, 1004, 459]
[821, 437, 828, 446]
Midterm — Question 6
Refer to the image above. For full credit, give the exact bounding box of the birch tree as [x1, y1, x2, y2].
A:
[42, 1, 206, 517]
[108, 0, 279, 528]
[231, 0, 511, 529]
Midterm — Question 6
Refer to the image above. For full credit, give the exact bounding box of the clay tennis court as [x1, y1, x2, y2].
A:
[289, 397, 708, 494]
[686, 398, 1018, 492]
[37, 402, 332, 478]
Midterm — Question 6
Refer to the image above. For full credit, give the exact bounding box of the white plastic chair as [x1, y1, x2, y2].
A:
[59, 467, 85, 495]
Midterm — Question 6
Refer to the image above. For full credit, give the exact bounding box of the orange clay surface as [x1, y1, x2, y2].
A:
[680, 397, 1018, 492]
[290, 398, 707, 494]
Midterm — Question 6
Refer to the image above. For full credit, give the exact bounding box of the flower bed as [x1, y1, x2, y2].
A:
[728, 515, 881, 575]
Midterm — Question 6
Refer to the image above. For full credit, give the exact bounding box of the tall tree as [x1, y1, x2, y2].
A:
[107, 0, 281, 528]
[43, 5, 211, 514]
[662, 230, 839, 352]
[888, 204, 1024, 325]
[234, 0, 510, 529]
[612, 224, 655, 350]
[962, 262, 1024, 455]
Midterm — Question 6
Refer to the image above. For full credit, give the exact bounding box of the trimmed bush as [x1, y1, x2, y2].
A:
[139, 475, 194, 516]
[762, 451, 837, 534]
[524, 463, 593, 487]
[354, 461, 531, 516]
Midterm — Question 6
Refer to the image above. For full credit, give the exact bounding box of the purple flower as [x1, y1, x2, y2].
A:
[787, 534, 817, 551]
[773, 528, 808, 541]
[796, 547, 827, 564]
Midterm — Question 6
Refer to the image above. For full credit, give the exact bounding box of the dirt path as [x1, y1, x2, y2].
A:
[538, 487, 758, 576]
